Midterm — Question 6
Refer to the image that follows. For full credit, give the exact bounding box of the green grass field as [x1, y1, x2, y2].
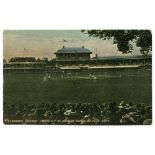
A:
[3, 69, 152, 106]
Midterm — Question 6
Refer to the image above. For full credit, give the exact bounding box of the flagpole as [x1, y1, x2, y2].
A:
[23, 48, 26, 57]
[96, 48, 98, 58]
[82, 39, 84, 47]
[63, 39, 67, 48]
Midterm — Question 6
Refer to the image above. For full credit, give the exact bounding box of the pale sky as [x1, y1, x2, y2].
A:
[3, 30, 141, 60]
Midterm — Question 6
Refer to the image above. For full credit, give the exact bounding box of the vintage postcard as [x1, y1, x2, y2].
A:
[3, 30, 152, 125]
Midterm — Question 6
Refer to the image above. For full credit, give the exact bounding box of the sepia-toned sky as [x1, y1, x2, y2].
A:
[3, 30, 141, 60]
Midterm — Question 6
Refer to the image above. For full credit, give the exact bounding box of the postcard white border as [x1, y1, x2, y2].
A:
[0, 0, 155, 155]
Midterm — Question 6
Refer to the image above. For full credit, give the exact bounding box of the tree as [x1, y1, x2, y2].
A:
[81, 30, 152, 55]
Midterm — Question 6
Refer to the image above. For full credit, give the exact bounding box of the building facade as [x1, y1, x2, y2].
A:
[3, 47, 152, 72]
[90, 55, 152, 66]
[54, 46, 92, 66]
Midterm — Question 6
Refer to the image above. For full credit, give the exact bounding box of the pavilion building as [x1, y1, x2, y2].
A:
[54, 46, 92, 66]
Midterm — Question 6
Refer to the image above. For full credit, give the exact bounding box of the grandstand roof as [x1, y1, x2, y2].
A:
[91, 55, 152, 61]
[55, 47, 92, 54]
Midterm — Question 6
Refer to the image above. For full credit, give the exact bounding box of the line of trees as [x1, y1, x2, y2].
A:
[82, 30, 152, 55]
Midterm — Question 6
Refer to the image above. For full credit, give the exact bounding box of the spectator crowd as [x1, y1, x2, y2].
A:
[4, 101, 152, 125]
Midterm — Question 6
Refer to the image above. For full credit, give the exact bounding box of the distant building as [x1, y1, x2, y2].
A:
[9, 57, 36, 62]
[55, 46, 92, 66]
[4, 57, 47, 72]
